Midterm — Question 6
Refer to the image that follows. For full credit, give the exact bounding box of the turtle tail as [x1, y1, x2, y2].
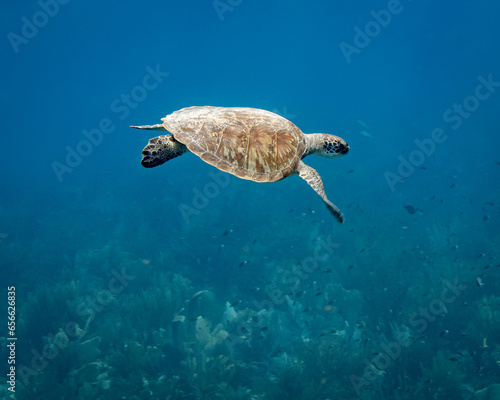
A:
[141, 135, 188, 168]
[130, 124, 166, 131]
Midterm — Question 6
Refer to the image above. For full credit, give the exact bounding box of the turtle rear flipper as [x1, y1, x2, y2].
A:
[141, 135, 188, 168]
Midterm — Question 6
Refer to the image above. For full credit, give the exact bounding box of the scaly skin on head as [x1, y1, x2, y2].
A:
[303, 133, 349, 159]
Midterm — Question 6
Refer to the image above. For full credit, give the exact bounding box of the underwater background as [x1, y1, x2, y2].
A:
[1, 0, 500, 399]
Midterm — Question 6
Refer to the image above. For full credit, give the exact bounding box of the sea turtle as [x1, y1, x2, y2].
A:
[131, 106, 349, 223]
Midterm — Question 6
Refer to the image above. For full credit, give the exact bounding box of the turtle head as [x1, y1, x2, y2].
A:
[305, 133, 349, 159]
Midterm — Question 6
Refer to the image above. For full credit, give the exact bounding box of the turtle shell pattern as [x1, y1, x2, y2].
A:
[162, 106, 306, 183]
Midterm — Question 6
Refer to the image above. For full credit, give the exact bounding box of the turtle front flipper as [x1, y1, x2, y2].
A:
[296, 161, 344, 223]
[141, 135, 188, 168]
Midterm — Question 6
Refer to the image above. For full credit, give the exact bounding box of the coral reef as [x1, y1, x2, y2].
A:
[3, 183, 499, 400]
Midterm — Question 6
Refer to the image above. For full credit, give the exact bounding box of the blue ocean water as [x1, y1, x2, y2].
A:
[1, 1, 500, 398]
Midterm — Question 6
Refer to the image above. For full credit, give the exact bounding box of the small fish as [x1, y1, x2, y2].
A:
[322, 268, 333, 273]
[347, 169, 355, 173]
[476, 277, 484, 287]
[191, 290, 210, 299]
[449, 356, 461, 362]
[357, 120, 370, 130]
[230, 300, 240, 307]
[439, 330, 449, 337]
[359, 130, 374, 138]
[357, 120, 374, 137]
[404, 205, 416, 215]
[450, 183, 457, 189]
[261, 326, 268, 332]
[222, 230, 229, 236]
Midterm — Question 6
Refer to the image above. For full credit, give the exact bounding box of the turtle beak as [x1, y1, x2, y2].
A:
[339, 142, 349, 155]
[337, 141, 349, 155]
